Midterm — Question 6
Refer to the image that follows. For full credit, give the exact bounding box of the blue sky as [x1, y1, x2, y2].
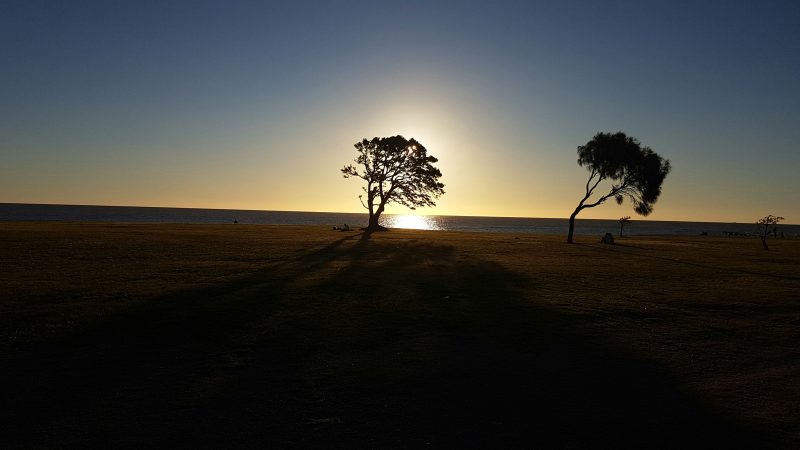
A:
[2, 0, 798, 221]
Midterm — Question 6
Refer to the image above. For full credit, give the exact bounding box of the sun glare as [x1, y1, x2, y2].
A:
[384, 214, 438, 230]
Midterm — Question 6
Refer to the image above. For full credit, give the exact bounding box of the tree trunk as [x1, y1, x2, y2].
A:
[367, 204, 387, 232]
[567, 208, 580, 243]
[366, 193, 376, 230]
[367, 212, 381, 231]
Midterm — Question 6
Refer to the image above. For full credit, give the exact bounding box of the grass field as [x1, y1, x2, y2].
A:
[1, 222, 799, 448]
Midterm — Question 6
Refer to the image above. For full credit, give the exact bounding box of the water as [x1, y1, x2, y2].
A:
[1, 203, 797, 237]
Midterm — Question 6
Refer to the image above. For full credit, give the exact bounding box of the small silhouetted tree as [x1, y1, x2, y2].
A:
[756, 214, 784, 250]
[619, 216, 631, 237]
[342, 136, 444, 232]
[568, 132, 671, 243]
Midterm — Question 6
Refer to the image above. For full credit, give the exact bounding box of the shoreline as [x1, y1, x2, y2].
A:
[2, 203, 797, 228]
[0, 219, 794, 239]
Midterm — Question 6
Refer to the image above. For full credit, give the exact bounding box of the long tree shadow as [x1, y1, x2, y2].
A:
[2, 237, 774, 448]
[238, 238, 771, 448]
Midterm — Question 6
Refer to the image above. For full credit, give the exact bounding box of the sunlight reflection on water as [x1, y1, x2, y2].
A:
[382, 214, 441, 230]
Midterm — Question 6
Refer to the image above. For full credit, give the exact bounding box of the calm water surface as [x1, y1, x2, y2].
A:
[2, 203, 797, 237]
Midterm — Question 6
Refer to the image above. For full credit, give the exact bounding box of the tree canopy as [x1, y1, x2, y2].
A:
[568, 132, 671, 243]
[756, 214, 784, 250]
[342, 135, 444, 231]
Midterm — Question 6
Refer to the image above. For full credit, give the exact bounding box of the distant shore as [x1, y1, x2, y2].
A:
[2, 222, 799, 448]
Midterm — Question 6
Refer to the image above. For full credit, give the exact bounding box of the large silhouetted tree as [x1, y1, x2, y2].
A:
[567, 132, 671, 243]
[342, 136, 444, 232]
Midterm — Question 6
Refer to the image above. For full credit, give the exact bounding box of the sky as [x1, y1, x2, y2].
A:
[2, 0, 798, 222]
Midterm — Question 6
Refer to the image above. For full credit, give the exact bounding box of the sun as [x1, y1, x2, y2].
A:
[384, 214, 438, 230]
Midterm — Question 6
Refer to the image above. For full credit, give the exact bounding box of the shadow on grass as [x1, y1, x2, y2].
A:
[2, 236, 772, 448]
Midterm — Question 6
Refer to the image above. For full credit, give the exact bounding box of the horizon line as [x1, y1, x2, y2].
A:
[1, 202, 793, 226]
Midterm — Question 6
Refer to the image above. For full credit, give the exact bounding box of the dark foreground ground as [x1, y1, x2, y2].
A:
[1, 222, 799, 448]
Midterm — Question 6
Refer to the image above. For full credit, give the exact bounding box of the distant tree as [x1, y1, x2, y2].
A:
[567, 132, 671, 243]
[619, 216, 631, 237]
[756, 214, 784, 250]
[342, 136, 444, 232]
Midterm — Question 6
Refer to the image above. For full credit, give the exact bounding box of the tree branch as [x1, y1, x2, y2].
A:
[576, 170, 604, 210]
[584, 168, 597, 196]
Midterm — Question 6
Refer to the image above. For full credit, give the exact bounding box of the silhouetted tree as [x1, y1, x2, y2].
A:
[756, 214, 784, 250]
[619, 216, 631, 237]
[342, 136, 444, 232]
[568, 132, 671, 243]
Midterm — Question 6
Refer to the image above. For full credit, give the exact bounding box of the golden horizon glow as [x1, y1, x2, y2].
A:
[3, 76, 797, 225]
[3, 4, 799, 227]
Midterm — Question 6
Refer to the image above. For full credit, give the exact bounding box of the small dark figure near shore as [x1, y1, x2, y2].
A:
[700, 231, 708, 236]
[601, 233, 615, 244]
[233, 219, 238, 224]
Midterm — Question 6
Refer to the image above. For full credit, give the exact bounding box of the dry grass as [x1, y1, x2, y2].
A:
[1, 222, 799, 448]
